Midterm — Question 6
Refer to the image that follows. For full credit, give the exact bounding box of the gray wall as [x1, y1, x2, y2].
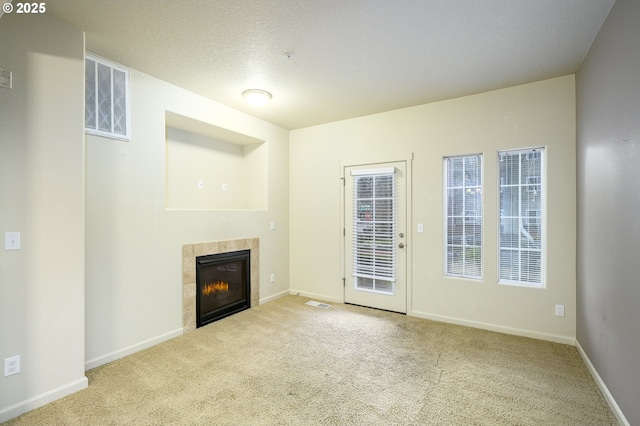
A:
[576, 0, 640, 424]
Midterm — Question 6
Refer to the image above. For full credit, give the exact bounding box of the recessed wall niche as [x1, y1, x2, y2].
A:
[165, 111, 267, 210]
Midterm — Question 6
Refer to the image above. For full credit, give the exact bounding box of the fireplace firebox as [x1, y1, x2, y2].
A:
[196, 249, 250, 328]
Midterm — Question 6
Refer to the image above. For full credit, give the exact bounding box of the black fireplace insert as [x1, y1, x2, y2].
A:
[196, 249, 250, 328]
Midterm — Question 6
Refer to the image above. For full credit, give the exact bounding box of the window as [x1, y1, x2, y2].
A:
[498, 148, 545, 287]
[85, 53, 130, 141]
[444, 155, 482, 279]
[352, 168, 396, 294]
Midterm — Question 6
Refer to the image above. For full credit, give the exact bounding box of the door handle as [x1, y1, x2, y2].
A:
[398, 243, 405, 249]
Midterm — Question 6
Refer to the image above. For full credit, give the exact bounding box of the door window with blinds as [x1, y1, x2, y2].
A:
[444, 155, 483, 279]
[498, 148, 545, 287]
[85, 54, 131, 141]
[352, 168, 396, 294]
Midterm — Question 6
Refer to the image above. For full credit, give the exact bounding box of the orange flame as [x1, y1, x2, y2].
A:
[202, 280, 229, 295]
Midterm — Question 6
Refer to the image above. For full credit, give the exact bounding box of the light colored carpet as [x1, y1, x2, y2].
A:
[5, 295, 616, 425]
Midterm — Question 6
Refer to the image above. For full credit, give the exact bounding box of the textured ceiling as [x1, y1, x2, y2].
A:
[45, 0, 614, 130]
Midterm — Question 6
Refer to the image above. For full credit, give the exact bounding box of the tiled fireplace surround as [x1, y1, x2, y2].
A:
[182, 238, 259, 333]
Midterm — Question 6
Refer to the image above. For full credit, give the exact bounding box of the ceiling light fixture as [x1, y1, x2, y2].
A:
[242, 89, 272, 107]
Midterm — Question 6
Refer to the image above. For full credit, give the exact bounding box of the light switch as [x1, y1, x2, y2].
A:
[4, 232, 20, 250]
[417, 223, 424, 233]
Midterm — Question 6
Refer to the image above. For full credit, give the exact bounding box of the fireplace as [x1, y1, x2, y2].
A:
[182, 238, 259, 333]
[196, 249, 250, 327]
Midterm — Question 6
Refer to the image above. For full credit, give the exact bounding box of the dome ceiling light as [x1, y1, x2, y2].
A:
[242, 89, 272, 107]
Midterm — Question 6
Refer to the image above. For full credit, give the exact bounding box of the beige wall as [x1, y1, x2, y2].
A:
[84, 68, 290, 368]
[165, 127, 268, 210]
[290, 76, 576, 343]
[0, 14, 87, 421]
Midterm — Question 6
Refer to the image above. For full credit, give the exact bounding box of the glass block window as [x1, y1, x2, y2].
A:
[85, 54, 130, 141]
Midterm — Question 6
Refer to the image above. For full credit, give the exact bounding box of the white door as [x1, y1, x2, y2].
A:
[344, 162, 407, 313]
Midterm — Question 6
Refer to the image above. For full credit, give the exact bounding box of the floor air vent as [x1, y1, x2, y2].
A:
[306, 300, 331, 309]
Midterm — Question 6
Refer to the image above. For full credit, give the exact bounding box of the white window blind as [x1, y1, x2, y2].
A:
[85, 54, 131, 141]
[352, 169, 396, 294]
[498, 148, 545, 287]
[444, 155, 483, 279]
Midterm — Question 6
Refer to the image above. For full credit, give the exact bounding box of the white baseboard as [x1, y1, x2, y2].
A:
[576, 341, 629, 426]
[410, 310, 576, 346]
[288, 289, 343, 304]
[259, 289, 291, 304]
[0, 376, 88, 423]
[85, 328, 184, 371]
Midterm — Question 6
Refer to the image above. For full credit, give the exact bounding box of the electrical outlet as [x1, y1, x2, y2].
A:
[555, 304, 565, 317]
[270, 273, 275, 283]
[4, 355, 20, 377]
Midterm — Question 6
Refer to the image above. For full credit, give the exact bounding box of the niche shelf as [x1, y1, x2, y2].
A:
[165, 111, 267, 211]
